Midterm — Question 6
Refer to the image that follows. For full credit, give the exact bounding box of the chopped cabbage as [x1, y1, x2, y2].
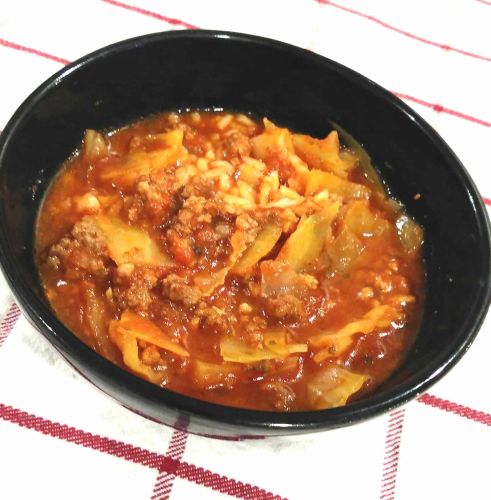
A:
[83, 283, 119, 363]
[192, 360, 242, 389]
[305, 169, 370, 200]
[396, 214, 424, 254]
[251, 119, 294, 161]
[193, 229, 251, 295]
[292, 131, 355, 178]
[83, 129, 108, 161]
[232, 224, 282, 276]
[88, 215, 171, 267]
[110, 310, 189, 357]
[109, 322, 162, 383]
[343, 200, 389, 238]
[99, 129, 184, 187]
[307, 365, 369, 409]
[221, 331, 307, 364]
[279, 201, 341, 272]
[109, 310, 189, 383]
[327, 228, 364, 272]
[260, 260, 313, 299]
[310, 304, 401, 363]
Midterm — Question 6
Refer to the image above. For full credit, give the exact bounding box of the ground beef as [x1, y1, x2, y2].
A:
[166, 228, 196, 266]
[265, 294, 306, 322]
[256, 208, 298, 234]
[244, 316, 267, 334]
[194, 224, 221, 246]
[194, 223, 232, 263]
[193, 303, 231, 335]
[48, 236, 79, 270]
[177, 196, 207, 226]
[182, 126, 208, 156]
[140, 343, 162, 366]
[128, 178, 175, 224]
[223, 131, 252, 158]
[215, 223, 233, 238]
[73, 253, 109, 278]
[48, 217, 110, 278]
[161, 274, 201, 306]
[261, 381, 296, 411]
[169, 196, 233, 265]
[235, 213, 258, 232]
[181, 175, 214, 198]
[71, 217, 107, 255]
[113, 266, 164, 311]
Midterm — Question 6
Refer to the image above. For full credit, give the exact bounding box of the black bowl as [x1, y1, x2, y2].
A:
[0, 30, 490, 437]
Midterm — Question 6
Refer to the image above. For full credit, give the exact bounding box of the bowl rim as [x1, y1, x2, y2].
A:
[1, 29, 490, 431]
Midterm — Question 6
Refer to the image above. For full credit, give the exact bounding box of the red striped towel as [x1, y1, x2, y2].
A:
[0, 1, 490, 498]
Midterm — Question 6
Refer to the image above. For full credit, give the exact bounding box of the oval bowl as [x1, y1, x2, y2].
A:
[0, 30, 490, 437]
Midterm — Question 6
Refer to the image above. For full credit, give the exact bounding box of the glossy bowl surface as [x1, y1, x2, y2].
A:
[0, 30, 490, 437]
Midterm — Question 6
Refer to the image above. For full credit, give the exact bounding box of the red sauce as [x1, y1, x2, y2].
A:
[36, 111, 424, 411]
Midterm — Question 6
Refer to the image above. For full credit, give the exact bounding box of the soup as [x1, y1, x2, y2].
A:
[36, 111, 424, 411]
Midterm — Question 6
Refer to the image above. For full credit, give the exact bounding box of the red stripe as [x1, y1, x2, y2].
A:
[418, 393, 491, 426]
[0, 302, 21, 347]
[393, 92, 491, 127]
[175, 462, 284, 499]
[151, 416, 189, 500]
[476, 0, 491, 5]
[483, 197, 491, 206]
[316, 0, 491, 63]
[0, 38, 70, 65]
[100, 0, 198, 29]
[379, 409, 406, 500]
[0, 403, 285, 499]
